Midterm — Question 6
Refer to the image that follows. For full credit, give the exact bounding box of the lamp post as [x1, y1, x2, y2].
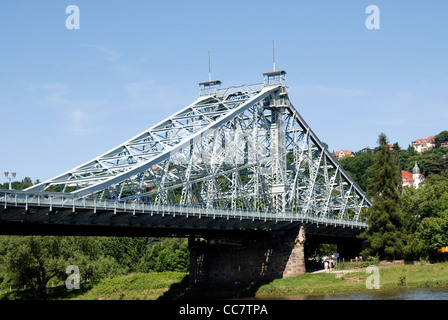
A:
[4, 170, 16, 190]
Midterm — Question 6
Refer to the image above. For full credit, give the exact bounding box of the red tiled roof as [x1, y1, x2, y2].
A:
[401, 170, 424, 182]
[412, 136, 435, 145]
[401, 170, 414, 182]
[335, 150, 353, 156]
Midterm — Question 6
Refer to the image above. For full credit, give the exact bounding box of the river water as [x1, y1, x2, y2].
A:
[270, 286, 448, 300]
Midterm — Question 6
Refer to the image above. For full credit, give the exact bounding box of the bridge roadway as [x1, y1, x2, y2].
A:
[0, 189, 367, 238]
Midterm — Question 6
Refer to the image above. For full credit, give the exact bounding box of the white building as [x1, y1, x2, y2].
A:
[412, 136, 435, 153]
[333, 150, 354, 159]
[402, 162, 425, 189]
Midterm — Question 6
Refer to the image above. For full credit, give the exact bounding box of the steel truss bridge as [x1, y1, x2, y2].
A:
[0, 71, 371, 238]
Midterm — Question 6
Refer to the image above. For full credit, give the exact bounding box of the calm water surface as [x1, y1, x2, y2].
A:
[267, 286, 448, 300]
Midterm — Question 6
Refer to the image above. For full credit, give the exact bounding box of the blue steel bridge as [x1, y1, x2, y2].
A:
[0, 71, 371, 240]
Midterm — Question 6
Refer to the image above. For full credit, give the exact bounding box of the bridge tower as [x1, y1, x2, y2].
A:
[265, 71, 289, 214]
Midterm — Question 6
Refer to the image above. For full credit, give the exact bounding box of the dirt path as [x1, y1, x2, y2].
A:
[310, 269, 362, 274]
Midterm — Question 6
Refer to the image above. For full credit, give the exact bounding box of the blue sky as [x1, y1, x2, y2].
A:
[1, 1, 448, 183]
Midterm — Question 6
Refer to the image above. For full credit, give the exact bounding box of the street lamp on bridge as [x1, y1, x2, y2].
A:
[4, 170, 16, 190]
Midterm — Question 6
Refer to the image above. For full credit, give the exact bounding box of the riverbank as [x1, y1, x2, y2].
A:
[2, 262, 448, 300]
[253, 261, 448, 299]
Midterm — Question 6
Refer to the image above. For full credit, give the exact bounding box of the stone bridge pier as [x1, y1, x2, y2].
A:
[188, 226, 364, 284]
[188, 226, 307, 284]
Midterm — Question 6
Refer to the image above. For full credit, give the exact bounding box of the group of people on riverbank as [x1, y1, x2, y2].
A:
[324, 260, 333, 272]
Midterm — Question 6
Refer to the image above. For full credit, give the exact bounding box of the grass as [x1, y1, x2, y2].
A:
[254, 272, 366, 297]
[377, 262, 448, 290]
[253, 261, 448, 298]
[3, 262, 448, 300]
[70, 272, 187, 300]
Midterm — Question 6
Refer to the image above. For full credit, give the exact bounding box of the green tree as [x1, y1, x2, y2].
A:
[397, 147, 416, 173]
[99, 237, 149, 273]
[66, 237, 120, 282]
[405, 151, 448, 177]
[0, 236, 72, 299]
[359, 133, 406, 260]
[0, 236, 120, 299]
[339, 152, 375, 193]
[402, 174, 448, 222]
[404, 211, 448, 261]
[402, 171, 448, 261]
[435, 130, 448, 148]
[137, 238, 189, 273]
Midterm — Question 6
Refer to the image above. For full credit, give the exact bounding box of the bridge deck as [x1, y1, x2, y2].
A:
[1, 189, 367, 238]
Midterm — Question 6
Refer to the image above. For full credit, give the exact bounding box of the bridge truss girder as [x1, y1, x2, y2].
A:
[26, 76, 371, 224]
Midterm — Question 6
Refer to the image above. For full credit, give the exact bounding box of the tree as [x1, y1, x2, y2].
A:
[359, 133, 406, 260]
[0, 236, 69, 299]
[0, 236, 120, 299]
[405, 150, 448, 177]
[435, 130, 448, 148]
[392, 142, 400, 151]
[404, 211, 448, 261]
[99, 237, 149, 273]
[137, 238, 189, 273]
[402, 171, 448, 261]
[0, 177, 39, 191]
[397, 147, 415, 173]
[21, 177, 33, 189]
[339, 153, 375, 193]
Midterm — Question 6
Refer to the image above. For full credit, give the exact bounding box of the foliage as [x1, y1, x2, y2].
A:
[404, 212, 448, 261]
[99, 237, 150, 274]
[339, 153, 374, 193]
[0, 235, 190, 299]
[397, 147, 416, 172]
[435, 130, 448, 148]
[137, 238, 189, 273]
[0, 236, 67, 299]
[0, 177, 38, 190]
[0, 236, 119, 299]
[305, 242, 337, 262]
[402, 174, 448, 231]
[366, 133, 403, 202]
[402, 171, 448, 261]
[405, 150, 448, 177]
[359, 133, 406, 260]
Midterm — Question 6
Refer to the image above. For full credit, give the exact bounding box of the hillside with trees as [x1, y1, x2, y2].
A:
[339, 130, 448, 262]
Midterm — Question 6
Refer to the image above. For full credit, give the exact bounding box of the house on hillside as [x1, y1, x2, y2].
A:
[387, 144, 402, 151]
[402, 162, 425, 189]
[412, 136, 435, 153]
[358, 147, 373, 154]
[333, 150, 354, 159]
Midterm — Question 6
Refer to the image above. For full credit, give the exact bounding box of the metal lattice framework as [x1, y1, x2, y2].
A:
[26, 71, 371, 223]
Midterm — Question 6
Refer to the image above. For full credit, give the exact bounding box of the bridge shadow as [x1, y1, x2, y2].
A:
[158, 274, 273, 300]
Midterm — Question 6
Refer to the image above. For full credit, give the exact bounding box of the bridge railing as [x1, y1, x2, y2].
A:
[215, 83, 264, 97]
[0, 189, 368, 229]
